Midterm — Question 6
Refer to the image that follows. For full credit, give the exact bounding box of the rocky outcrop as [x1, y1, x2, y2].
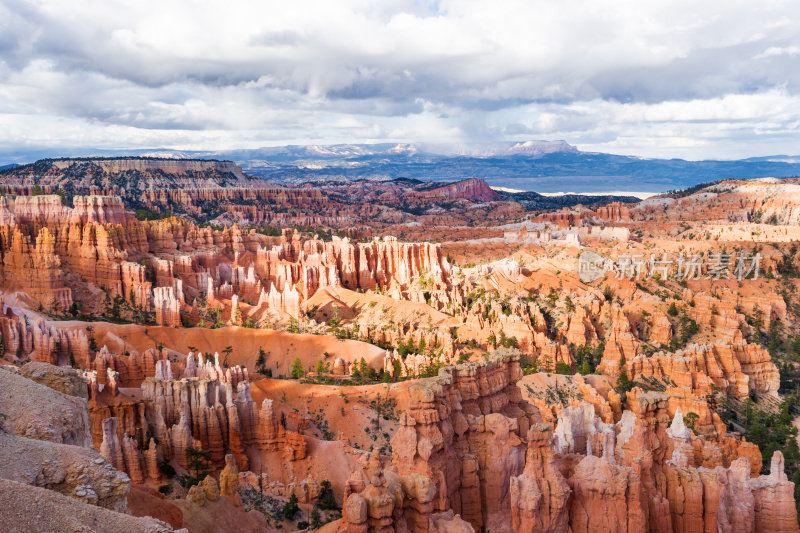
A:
[389, 353, 536, 532]
[153, 286, 182, 327]
[187, 475, 220, 507]
[648, 311, 673, 345]
[219, 454, 241, 505]
[20, 361, 88, 398]
[91, 358, 305, 482]
[239, 472, 322, 503]
[0, 358, 183, 532]
[509, 396, 798, 533]
[750, 452, 800, 533]
[0, 367, 92, 446]
[0, 478, 176, 532]
[99, 417, 126, 473]
[0, 189, 459, 333]
[0, 312, 93, 367]
[597, 305, 638, 378]
[142, 375, 254, 469]
[552, 402, 614, 456]
[413, 178, 501, 202]
[663, 451, 799, 533]
[255, 398, 306, 461]
[569, 454, 648, 532]
[594, 202, 632, 223]
[509, 424, 571, 533]
[0, 432, 130, 512]
[629, 179, 800, 225]
[341, 355, 800, 533]
[625, 341, 780, 403]
[0, 157, 337, 229]
[343, 451, 475, 533]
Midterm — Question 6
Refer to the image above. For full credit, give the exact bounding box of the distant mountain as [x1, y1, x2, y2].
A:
[195, 142, 800, 194]
[4, 141, 800, 194]
[206, 144, 800, 195]
[452, 140, 579, 157]
[159, 143, 422, 163]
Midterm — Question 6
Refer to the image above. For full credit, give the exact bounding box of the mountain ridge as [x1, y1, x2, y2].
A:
[3, 142, 800, 194]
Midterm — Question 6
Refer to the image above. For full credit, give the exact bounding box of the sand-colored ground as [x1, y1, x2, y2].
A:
[305, 286, 458, 327]
[48, 321, 388, 374]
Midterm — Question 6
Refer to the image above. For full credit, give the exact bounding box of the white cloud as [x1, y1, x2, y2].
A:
[755, 46, 800, 59]
[0, 0, 799, 158]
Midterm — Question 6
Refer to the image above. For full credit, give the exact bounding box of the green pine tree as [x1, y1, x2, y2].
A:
[291, 358, 305, 379]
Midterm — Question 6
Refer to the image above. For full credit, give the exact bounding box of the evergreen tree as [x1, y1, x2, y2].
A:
[291, 358, 305, 379]
[318, 480, 338, 509]
[310, 507, 322, 529]
[222, 345, 233, 368]
[255, 347, 266, 373]
[393, 359, 402, 381]
[283, 492, 300, 520]
[184, 447, 210, 487]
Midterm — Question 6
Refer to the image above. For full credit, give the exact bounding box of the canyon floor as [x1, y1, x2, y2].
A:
[1, 159, 800, 532]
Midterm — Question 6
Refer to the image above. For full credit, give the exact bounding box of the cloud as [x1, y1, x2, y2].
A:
[0, 0, 799, 158]
[755, 46, 800, 59]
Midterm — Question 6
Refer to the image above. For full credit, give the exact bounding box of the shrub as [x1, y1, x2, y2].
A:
[615, 372, 633, 394]
[603, 286, 614, 301]
[683, 411, 699, 431]
[310, 507, 322, 528]
[555, 361, 572, 375]
[419, 360, 445, 378]
[158, 460, 176, 479]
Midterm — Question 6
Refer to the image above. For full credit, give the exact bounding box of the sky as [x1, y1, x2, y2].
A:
[1, 0, 799, 160]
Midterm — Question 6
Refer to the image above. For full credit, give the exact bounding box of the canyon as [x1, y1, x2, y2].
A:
[0, 158, 799, 532]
